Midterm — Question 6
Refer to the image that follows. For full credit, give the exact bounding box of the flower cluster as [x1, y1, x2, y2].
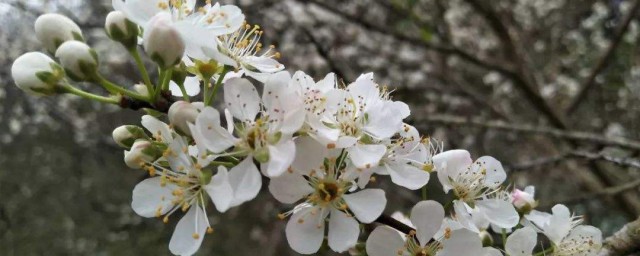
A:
[10, 1, 603, 255]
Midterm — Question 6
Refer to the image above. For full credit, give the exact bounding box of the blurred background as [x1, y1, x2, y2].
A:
[1, 0, 640, 255]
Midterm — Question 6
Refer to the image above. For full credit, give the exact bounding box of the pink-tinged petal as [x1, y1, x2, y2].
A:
[343, 189, 386, 223]
[410, 200, 445, 247]
[506, 226, 537, 256]
[366, 226, 408, 256]
[285, 206, 326, 254]
[328, 208, 360, 253]
[228, 157, 262, 207]
[223, 78, 260, 121]
[265, 140, 296, 177]
[204, 166, 234, 213]
[268, 171, 313, 204]
[168, 206, 208, 256]
[347, 144, 386, 169]
[131, 177, 177, 218]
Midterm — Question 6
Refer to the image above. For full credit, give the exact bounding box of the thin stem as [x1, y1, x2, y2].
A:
[129, 47, 154, 95]
[421, 186, 427, 200]
[207, 65, 230, 106]
[176, 81, 190, 102]
[501, 228, 507, 248]
[60, 84, 119, 104]
[97, 75, 149, 101]
[161, 69, 173, 92]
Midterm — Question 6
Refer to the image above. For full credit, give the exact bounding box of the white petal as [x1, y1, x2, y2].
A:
[438, 229, 483, 256]
[524, 210, 551, 230]
[563, 225, 602, 255]
[410, 200, 445, 247]
[476, 199, 520, 229]
[328, 208, 360, 253]
[223, 78, 260, 121]
[291, 136, 328, 174]
[545, 204, 573, 245]
[366, 226, 408, 256]
[347, 76, 380, 112]
[169, 206, 208, 256]
[228, 157, 262, 207]
[285, 206, 326, 254]
[343, 189, 386, 223]
[268, 171, 314, 204]
[483, 247, 504, 256]
[265, 140, 296, 177]
[131, 177, 177, 218]
[190, 107, 238, 153]
[386, 163, 430, 190]
[453, 200, 479, 233]
[364, 101, 408, 139]
[141, 115, 173, 143]
[204, 166, 234, 213]
[473, 156, 506, 188]
[433, 149, 472, 192]
[506, 226, 537, 256]
[347, 144, 386, 169]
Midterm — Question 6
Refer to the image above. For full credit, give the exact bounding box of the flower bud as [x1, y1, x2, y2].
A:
[511, 187, 537, 214]
[143, 13, 184, 69]
[124, 139, 162, 169]
[11, 52, 65, 95]
[479, 230, 494, 247]
[168, 101, 203, 135]
[133, 84, 149, 97]
[55, 41, 99, 81]
[105, 11, 139, 48]
[34, 13, 84, 53]
[112, 125, 149, 148]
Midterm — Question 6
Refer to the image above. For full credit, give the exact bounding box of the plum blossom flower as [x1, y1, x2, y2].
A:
[526, 204, 602, 255]
[188, 76, 304, 177]
[350, 124, 440, 190]
[433, 150, 519, 230]
[270, 155, 386, 254]
[202, 22, 284, 82]
[129, 115, 261, 255]
[112, 0, 244, 58]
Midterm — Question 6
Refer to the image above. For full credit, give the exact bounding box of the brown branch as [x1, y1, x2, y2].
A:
[299, 0, 515, 77]
[598, 217, 640, 256]
[374, 214, 415, 235]
[462, 0, 568, 129]
[413, 114, 640, 152]
[566, 0, 640, 114]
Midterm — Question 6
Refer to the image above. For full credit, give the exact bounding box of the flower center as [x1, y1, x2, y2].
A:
[316, 181, 340, 202]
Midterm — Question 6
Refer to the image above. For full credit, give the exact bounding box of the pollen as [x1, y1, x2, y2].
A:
[207, 227, 214, 234]
[192, 233, 200, 239]
[163, 216, 170, 224]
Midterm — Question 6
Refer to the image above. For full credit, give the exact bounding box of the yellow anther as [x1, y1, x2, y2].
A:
[206, 227, 214, 234]
[277, 213, 286, 220]
[297, 218, 304, 224]
[192, 233, 200, 239]
[163, 216, 169, 224]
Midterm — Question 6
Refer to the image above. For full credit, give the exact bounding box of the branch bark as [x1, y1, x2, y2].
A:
[598, 217, 640, 256]
[566, 0, 640, 114]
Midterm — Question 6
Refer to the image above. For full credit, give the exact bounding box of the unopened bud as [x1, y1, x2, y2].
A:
[143, 13, 184, 69]
[105, 11, 139, 48]
[133, 84, 149, 97]
[55, 41, 99, 81]
[112, 125, 148, 148]
[124, 139, 162, 169]
[511, 187, 537, 214]
[168, 101, 202, 135]
[35, 14, 84, 53]
[11, 52, 64, 96]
